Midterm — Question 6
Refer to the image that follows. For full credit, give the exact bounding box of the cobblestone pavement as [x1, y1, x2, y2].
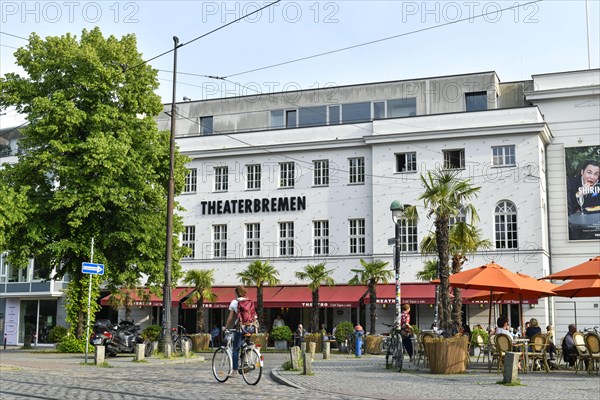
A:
[1, 348, 599, 400]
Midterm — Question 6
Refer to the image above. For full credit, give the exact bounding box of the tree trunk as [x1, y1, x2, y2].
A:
[125, 304, 132, 322]
[312, 289, 319, 333]
[369, 282, 377, 335]
[451, 254, 466, 329]
[196, 297, 205, 333]
[257, 286, 264, 329]
[435, 217, 451, 331]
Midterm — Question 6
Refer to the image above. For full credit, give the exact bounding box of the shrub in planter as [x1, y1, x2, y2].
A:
[47, 325, 68, 343]
[470, 328, 489, 347]
[56, 335, 86, 353]
[270, 325, 293, 341]
[141, 324, 162, 342]
[334, 321, 354, 346]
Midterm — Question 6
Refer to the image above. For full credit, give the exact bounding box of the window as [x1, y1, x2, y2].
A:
[395, 152, 417, 173]
[388, 98, 417, 117]
[246, 164, 261, 190]
[286, 110, 297, 128]
[279, 162, 295, 188]
[342, 102, 371, 123]
[313, 160, 329, 186]
[443, 149, 465, 169]
[182, 226, 196, 258]
[279, 222, 294, 256]
[245, 223, 260, 257]
[313, 220, 330, 255]
[299, 106, 327, 127]
[199, 116, 213, 135]
[349, 219, 366, 254]
[214, 166, 228, 192]
[213, 224, 227, 258]
[271, 110, 284, 129]
[373, 101, 385, 120]
[349, 157, 365, 184]
[495, 201, 518, 249]
[183, 168, 197, 193]
[397, 218, 418, 252]
[466, 92, 488, 111]
[492, 145, 516, 167]
[328, 105, 340, 124]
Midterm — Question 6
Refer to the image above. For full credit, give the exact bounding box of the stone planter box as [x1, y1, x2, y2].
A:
[274, 340, 288, 351]
[190, 333, 210, 351]
[365, 335, 383, 354]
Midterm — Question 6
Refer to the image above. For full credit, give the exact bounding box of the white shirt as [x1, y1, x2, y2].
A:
[273, 318, 285, 328]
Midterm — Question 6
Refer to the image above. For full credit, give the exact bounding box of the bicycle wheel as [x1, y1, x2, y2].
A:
[394, 338, 404, 372]
[379, 337, 388, 354]
[212, 348, 232, 382]
[385, 337, 397, 369]
[240, 347, 263, 385]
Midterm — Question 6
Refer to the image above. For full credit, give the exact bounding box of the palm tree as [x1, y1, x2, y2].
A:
[418, 168, 480, 331]
[295, 263, 335, 333]
[183, 269, 217, 333]
[237, 260, 280, 329]
[107, 276, 151, 322]
[349, 259, 393, 334]
[420, 223, 491, 328]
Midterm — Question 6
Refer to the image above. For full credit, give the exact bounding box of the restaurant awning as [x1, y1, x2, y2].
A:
[266, 285, 368, 308]
[181, 286, 282, 309]
[365, 283, 438, 304]
[100, 287, 191, 307]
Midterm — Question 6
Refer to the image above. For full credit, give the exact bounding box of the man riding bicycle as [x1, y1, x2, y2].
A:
[224, 285, 257, 376]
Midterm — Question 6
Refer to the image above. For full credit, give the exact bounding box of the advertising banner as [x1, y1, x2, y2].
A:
[565, 146, 600, 240]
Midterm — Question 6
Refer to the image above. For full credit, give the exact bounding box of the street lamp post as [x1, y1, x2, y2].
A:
[159, 36, 182, 354]
[390, 201, 410, 327]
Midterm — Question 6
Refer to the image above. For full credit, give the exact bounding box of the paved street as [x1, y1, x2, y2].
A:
[1, 348, 599, 400]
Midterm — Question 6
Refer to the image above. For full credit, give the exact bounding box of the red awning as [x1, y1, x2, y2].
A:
[266, 285, 368, 308]
[100, 287, 191, 307]
[181, 286, 282, 309]
[364, 283, 438, 305]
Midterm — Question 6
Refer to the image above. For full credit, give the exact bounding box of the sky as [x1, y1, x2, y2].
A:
[1, 0, 599, 127]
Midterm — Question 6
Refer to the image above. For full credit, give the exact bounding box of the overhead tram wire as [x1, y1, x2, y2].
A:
[222, 0, 544, 79]
[126, 0, 281, 72]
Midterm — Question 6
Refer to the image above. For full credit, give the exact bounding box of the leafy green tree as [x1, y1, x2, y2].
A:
[349, 259, 393, 334]
[418, 168, 480, 331]
[0, 28, 188, 337]
[183, 269, 217, 333]
[295, 263, 335, 333]
[0, 182, 27, 252]
[237, 260, 280, 329]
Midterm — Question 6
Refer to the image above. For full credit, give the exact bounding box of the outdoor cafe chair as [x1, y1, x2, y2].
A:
[475, 334, 488, 364]
[527, 333, 550, 373]
[573, 332, 591, 374]
[493, 333, 524, 374]
[416, 331, 436, 368]
[584, 333, 600, 374]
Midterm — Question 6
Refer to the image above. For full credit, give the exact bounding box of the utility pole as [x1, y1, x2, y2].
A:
[159, 36, 181, 354]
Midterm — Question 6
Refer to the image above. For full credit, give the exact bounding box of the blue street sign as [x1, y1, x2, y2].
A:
[82, 262, 105, 275]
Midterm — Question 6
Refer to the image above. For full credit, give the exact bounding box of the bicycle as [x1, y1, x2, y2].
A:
[212, 329, 264, 385]
[171, 325, 193, 355]
[378, 334, 390, 354]
[383, 322, 404, 372]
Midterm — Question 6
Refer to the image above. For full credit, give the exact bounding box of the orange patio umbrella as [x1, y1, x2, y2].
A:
[448, 262, 556, 327]
[541, 256, 600, 280]
[552, 278, 600, 298]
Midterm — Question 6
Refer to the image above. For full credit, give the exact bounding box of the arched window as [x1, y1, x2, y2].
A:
[494, 201, 518, 249]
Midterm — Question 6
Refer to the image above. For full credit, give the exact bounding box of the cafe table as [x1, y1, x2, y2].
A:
[513, 338, 530, 373]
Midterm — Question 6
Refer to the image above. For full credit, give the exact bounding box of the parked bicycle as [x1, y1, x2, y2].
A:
[383, 322, 404, 372]
[378, 334, 390, 354]
[583, 326, 599, 334]
[344, 332, 365, 355]
[171, 325, 193, 355]
[212, 329, 264, 385]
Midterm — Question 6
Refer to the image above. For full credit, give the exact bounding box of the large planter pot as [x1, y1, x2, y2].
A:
[338, 342, 347, 353]
[365, 335, 383, 354]
[424, 335, 469, 374]
[274, 340, 288, 351]
[251, 333, 268, 349]
[190, 333, 211, 351]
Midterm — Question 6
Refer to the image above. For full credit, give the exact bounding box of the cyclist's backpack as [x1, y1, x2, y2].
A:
[237, 297, 259, 335]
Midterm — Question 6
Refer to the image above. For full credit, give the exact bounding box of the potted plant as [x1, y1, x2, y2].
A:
[141, 324, 161, 351]
[334, 321, 355, 353]
[271, 325, 292, 350]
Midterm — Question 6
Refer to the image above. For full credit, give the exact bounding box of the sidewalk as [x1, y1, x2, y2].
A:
[271, 353, 600, 400]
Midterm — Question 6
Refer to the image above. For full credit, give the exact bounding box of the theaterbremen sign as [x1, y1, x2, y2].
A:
[200, 196, 306, 215]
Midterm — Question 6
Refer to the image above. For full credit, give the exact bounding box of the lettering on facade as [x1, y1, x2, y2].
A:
[200, 196, 306, 215]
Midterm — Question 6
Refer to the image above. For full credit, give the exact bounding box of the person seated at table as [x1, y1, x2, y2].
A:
[524, 318, 542, 339]
[562, 323, 588, 370]
[495, 316, 513, 337]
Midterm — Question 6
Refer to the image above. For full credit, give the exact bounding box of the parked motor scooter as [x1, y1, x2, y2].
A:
[90, 319, 153, 357]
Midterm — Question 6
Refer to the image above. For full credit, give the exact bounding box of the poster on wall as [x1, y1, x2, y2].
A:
[565, 145, 600, 240]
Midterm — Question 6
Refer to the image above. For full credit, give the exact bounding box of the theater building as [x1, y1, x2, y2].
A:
[1, 69, 598, 344]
